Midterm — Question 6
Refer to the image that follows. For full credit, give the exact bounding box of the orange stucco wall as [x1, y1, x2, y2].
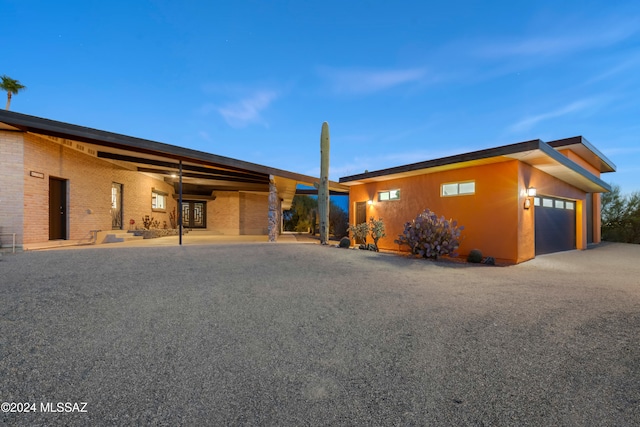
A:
[349, 160, 522, 264]
[556, 149, 603, 243]
[348, 157, 595, 264]
[556, 149, 601, 176]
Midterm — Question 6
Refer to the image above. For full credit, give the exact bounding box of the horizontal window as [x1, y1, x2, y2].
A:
[537, 196, 576, 210]
[378, 189, 400, 201]
[441, 181, 475, 197]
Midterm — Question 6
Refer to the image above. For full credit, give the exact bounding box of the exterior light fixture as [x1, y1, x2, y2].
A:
[367, 200, 373, 205]
[524, 187, 536, 210]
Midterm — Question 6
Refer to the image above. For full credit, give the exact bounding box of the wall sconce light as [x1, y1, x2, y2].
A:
[367, 199, 373, 205]
[524, 187, 536, 210]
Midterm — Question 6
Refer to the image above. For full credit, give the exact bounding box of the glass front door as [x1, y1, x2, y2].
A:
[182, 201, 206, 228]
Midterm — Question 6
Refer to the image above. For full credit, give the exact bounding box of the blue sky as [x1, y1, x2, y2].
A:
[3, 1, 639, 195]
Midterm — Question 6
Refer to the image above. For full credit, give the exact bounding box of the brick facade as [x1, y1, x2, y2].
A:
[0, 131, 25, 248]
[1, 130, 272, 248]
[207, 191, 269, 235]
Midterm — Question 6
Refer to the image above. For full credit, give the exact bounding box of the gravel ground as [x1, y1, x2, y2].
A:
[1, 242, 639, 426]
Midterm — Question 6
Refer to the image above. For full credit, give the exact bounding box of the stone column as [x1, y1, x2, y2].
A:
[268, 175, 278, 242]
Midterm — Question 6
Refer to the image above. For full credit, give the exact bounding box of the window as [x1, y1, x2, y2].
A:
[537, 196, 576, 210]
[441, 181, 475, 196]
[152, 190, 167, 210]
[378, 189, 400, 201]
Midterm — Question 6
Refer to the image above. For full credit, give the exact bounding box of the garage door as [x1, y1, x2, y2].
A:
[534, 196, 576, 255]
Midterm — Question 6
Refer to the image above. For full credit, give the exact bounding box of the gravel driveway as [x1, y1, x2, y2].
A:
[1, 242, 639, 425]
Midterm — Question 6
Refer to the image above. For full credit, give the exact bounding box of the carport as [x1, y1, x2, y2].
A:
[0, 110, 349, 249]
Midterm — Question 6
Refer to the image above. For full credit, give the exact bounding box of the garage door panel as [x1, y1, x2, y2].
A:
[535, 197, 576, 255]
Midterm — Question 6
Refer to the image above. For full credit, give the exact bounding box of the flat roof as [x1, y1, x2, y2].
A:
[0, 110, 349, 209]
[339, 138, 615, 193]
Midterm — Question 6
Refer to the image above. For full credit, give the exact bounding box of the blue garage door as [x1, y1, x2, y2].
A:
[534, 197, 576, 255]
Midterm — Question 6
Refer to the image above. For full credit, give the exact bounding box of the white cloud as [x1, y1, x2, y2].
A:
[508, 99, 597, 133]
[475, 19, 638, 59]
[318, 66, 428, 94]
[216, 90, 278, 128]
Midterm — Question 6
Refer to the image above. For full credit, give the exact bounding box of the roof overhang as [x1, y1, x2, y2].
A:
[0, 110, 348, 209]
[340, 139, 613, 193]
[547, 136, 616, 173]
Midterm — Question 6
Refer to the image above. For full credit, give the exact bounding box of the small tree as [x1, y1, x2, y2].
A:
[368, 217, 386, 251]
[395, 209, 464, 259]
[0, 75, 26, 110]
[348, 222, 369, 245]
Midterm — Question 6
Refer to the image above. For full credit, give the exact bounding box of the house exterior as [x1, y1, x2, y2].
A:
[0, 110, 347, 250]
[339, 137, 616, 264]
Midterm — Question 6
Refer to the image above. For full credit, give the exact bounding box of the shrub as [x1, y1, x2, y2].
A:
[394, 209, 464, 259]
[339, 237, 351, 248]
[348, 222, 369, 244]
[467, 249, 482, 264]
[467, 248, 483, 263]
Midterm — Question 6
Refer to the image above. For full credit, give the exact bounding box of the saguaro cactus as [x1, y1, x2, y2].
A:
[318, 122, 330, 244]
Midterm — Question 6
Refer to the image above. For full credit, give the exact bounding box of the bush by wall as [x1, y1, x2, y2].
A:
[394, 209, 464, 259]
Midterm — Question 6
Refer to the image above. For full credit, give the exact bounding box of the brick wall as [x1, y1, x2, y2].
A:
[21, 133, 176, 244]
[208, 191, 240, 234]
[208, 191, 268, 235]
[4, 130, 272, 245]
[239, 192, 268, 235]
[0, 131, 25, 248]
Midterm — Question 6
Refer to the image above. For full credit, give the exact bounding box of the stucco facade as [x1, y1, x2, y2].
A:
[341, 137, 614, 264]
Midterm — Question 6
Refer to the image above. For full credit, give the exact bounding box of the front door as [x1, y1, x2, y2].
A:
[354, 201, 367, 244]
[49, 177, 67, 240]
[182, 201, 207, 228]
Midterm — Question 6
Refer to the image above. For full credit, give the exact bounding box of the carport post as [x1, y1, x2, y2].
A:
[179, 160, 183, 245]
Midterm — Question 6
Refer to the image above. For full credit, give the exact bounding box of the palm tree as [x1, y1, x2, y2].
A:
[0, 75, 26, 110]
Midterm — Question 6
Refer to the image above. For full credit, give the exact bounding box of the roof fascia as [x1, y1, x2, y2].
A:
[339, 139, 542, 183]
[0, 110, 338, 187]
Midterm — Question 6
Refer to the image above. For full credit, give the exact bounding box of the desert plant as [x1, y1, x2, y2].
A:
[169, 207, 177, 229]
[348, 222, 369, 245]
[394, 208, 464, 259]
[368, 217, 386, 251]
[467, 248, 483, 263]
[142, 215, 161, 230]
